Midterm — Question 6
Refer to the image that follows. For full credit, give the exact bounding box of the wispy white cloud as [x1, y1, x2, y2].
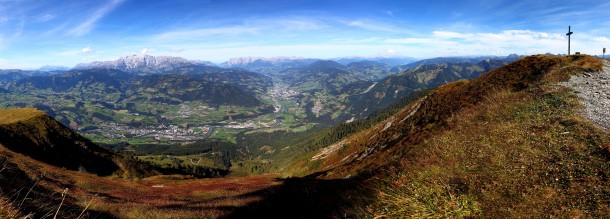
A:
[80, 46, 95, 54]
[140, 47, 155, 54]
[432, 31, 474, 39]
[347, 19, 400, 33]
[342, 18, 420, 36]
[80, 56, 103, 62]
[161, 44, 398, 62]
[12, 18, 25, 38]
[69, 0, 124, 36]
[384, 38, 442, 44]
[154, 26, 260, 41]
[594, 37, 610, 43]
[483, 1, 610, 32]
[40, 22, 69, 37]
[272, 19, 322, 31]
[154, 16, 328, 42]
[0, 17, 7, 22]
[35, 14, 55, 22]
[169, 48, 186, 53]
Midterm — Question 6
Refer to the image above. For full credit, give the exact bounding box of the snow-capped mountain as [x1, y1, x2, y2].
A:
[73, 55, 212, 74]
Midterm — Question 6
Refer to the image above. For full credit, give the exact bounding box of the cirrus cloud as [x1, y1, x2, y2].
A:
[69, 0, 125, 36]
[154, 26, 260, 42]
[35, 14, 55, 22]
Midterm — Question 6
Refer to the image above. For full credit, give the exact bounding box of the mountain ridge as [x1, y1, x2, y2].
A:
[346, 58, 510, 119]
[73, 55, 214, 75]
[0, 108, 121, 176]
[391, 54, 522, 73]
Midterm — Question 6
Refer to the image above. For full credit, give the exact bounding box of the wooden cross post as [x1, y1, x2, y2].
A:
[566, 26, 573, 55]
[604, 47, 606, 59]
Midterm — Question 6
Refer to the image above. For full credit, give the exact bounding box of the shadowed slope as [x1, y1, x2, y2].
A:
[222, 174, 373, 219]
[0, 108, 120, 176]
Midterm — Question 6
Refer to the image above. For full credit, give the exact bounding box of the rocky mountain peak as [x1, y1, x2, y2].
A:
[73, 55, 209, 74]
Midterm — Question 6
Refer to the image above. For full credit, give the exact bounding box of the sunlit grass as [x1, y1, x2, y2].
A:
[369, 83, 610, 217]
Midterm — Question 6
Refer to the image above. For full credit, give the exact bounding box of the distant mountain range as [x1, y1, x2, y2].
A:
[220, 56, 319, 76]
[73, 55, 215, 75]
[265, 56, 515, 122]
[0, 69, 59, 86]
[38, 65, 70, 72]
[278, 60, 364, 95]
[391, 54, 522, 72]
[0, 53, 525, 146]
[5, 66, 271, 107]
[69, 54, 521, 78]
[347, 58, 512, 118]
[331, 56, 417, 66]
[219, 56, 417, 76]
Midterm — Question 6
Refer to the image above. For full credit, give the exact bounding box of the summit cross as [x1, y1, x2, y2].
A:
[566, 26, 573, 55]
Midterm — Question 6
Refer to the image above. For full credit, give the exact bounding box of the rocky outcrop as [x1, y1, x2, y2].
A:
[560, 60, 610, 131]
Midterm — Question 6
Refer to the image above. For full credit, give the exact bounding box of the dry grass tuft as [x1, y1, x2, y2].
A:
[570, 54, 604, 72]
[0, 197, 21, 218]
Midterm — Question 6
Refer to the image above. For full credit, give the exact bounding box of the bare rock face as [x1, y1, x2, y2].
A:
[560, 60, 610, 131]
[73, 55, 205, 74]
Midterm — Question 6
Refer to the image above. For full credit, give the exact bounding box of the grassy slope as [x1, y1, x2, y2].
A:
[370, 88, 610, 217]
[1, 140, 367, 218]
[0, 108, 127, 176]
[0, 144, 280, 218]
[289, 55, 610, 217]
[0, 108, 45, 124]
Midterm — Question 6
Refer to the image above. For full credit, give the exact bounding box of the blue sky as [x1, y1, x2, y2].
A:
[0, 0, 609, 68]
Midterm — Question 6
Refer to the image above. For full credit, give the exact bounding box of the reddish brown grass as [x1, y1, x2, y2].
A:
[0, 145, 280, 218]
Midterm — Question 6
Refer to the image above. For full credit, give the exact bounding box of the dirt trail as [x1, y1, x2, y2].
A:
[560, 60, 610, 131]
